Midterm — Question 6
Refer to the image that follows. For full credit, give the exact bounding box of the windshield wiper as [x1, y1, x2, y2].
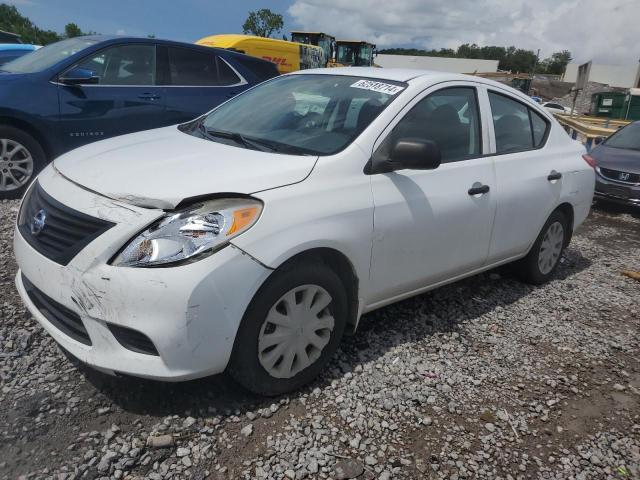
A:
[202, 127, 277, 153]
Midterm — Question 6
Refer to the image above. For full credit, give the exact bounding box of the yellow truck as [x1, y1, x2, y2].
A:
[290, 31, 336, 66]
[335, 41, 376, 67]
[195, 34, 325, 74]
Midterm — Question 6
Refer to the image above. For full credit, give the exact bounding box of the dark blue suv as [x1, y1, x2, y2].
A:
[0, 36, 279, 198]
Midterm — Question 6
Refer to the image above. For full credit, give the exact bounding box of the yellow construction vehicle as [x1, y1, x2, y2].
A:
[335, 41, 376, 67]
[195, 34, 325, 74]
[290, 31, 336, 67]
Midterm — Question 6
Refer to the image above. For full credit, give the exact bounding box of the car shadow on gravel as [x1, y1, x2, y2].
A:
[592, 199, 640, 220]
[76, 248, 592, 420]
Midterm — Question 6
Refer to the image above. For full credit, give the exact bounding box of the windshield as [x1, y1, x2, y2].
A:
[195, 74, 406, 156]
[1, 37, 98, 73]
[604, 122, 640, 150]
[336, 45, 357, 65]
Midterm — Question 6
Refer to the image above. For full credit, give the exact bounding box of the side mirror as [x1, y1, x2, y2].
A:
[59, 67, 98, 86]
[368, 138, 441, 174]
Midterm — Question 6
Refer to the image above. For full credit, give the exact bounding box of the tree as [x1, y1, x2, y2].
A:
[539, 50, 572, 75]
[64, 23, 83, 38]
[242, 9, 283, 38]
[0, 4, 60, 44]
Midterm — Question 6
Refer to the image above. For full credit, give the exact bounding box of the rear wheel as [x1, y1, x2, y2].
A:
[516, 210, 568, 285]
[228, 261, 348, 396]
[0, 126, 46, 199]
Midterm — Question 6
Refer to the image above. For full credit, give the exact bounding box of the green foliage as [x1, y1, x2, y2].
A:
[0, 4, 60, 44]
[242, 9, 284, 38]
[0, 4, 93, 45]
[64, 23, 84, 38]
[379, 42, 572, 75]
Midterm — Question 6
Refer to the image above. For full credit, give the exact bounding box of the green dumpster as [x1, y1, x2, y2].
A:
[590, 91, 626, 119]
[622, 88, 640, 121]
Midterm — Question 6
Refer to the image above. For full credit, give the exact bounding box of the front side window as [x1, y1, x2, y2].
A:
[489, 91, 550, 153]
[74, 44, 156, 85]
[193, 74, 405, 155]
[377, 87, 482, 163]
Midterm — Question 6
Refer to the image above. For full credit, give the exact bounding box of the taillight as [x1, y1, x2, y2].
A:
[582, 154, 596, 169]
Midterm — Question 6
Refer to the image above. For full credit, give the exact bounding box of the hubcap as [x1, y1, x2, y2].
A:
[0, 138, 34, 192]
[258, 285, 335, 379]
[538, 221, 564, 275]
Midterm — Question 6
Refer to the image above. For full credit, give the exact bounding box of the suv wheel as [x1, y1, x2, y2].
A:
[516, 210, 569, 285]
[0, 126, 46, 199]
[229, 261, 348, 396]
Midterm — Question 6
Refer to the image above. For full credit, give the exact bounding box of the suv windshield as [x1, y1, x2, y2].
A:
[604, 122, 640, 151]
[195, 74, 406, 155]
[1, 37, 98, 73]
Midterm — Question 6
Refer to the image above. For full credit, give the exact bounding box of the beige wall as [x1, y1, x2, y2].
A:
[376, 54, 499, 74]
[564, 62, 640, 88]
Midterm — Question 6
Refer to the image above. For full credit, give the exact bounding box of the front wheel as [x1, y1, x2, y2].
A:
[515, 210, 569, 285]
[0, 126, 46, 199]
[228, 261, 348, 396]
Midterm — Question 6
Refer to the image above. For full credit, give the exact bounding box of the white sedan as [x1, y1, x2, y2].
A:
[542, 102, 571, 115]
[13, 68, 594, 395]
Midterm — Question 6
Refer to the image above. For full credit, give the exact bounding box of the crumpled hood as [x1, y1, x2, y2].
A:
[54, 126, 317, 209]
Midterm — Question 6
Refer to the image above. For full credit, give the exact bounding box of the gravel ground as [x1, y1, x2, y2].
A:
[1, 198, 639, 480]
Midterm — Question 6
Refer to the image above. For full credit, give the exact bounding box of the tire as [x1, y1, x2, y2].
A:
[228, 261, 348, 396]
[515, 210, 569, 285]
[0, 126, 46, 200]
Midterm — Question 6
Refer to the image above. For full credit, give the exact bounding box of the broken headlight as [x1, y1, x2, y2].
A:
[112, 198, 262, 267]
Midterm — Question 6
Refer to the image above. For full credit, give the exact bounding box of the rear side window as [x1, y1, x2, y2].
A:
[379, 87, 482, 163]
[167, 47, 218, 86]
[489, 92, 549, 153]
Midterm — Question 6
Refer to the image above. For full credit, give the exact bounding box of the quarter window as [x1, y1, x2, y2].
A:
[75, 44, 156, 85]
[489, 92, 549, 153]
[378, 87, 482, 163]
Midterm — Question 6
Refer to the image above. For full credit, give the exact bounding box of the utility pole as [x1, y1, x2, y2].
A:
[528, 49, 540, 96]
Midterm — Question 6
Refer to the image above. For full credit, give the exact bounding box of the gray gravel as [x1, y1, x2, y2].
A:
[1, 198, 639, 480]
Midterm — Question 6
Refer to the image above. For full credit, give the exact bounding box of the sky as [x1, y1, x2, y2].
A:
[5, 0, 639, 65]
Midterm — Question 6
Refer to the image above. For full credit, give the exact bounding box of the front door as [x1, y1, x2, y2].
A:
[57, 43, 166, 152]
[368, 84, 497, 304]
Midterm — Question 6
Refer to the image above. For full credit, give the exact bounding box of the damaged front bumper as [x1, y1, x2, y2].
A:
[13, 166, 272, 381]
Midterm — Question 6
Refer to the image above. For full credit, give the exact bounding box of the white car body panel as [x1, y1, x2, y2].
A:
[13, 67, 595, 381]
[54, 126, 318, 209]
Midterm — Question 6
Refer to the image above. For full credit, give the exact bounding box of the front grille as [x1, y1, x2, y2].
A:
[18, 182, 115, 265]
[599, 167, 640, 184]
[22, 274, 92, 346]
[108, 324, 159, 356]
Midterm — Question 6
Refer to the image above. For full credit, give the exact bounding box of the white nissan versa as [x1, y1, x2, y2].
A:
[14, 68, 594, 395]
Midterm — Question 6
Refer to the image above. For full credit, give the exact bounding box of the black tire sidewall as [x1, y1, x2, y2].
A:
[228, 262, 348, 396]
[0, 126, 46, 199]
[519, 210, 568, 285]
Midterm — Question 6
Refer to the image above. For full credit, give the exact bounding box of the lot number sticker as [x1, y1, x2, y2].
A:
[350, 80, 405, 95]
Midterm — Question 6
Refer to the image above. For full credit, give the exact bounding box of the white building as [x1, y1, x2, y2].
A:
[375, 54, 499, 74]
[564, 62, 640, 89]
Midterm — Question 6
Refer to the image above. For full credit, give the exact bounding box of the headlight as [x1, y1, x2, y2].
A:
[112, 198, 262, 267]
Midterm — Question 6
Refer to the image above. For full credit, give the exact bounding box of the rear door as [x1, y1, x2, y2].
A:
[484, 89, 560, 262]
[57, 43, 166, 151]
[158, 45, 248, 125]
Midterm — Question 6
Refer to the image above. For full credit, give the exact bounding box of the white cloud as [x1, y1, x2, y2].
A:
[288, 0, 640, 65]
[116, 29, 126, 36]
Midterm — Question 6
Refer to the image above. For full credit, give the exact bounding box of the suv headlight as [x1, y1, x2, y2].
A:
[112, 198, 262, 267]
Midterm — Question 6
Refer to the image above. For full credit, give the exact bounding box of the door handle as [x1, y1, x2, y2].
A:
[138, 93, 161, 100]
[468, 184, 490, 196]
[547, 170, 562, 181]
